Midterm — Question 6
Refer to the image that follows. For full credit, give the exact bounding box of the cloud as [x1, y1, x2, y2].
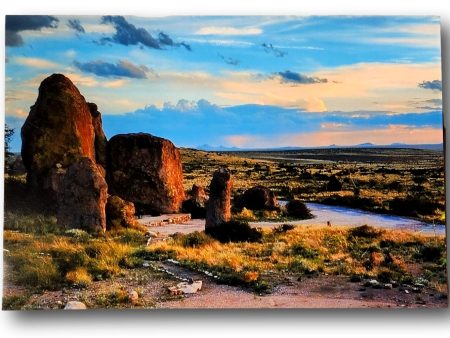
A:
[100, 16, 191, 51]
[14, 56, 59, 69]
[196, 26, 262, 36]
[6, 15, 59, 46]
[305, 97, 327, 112]
[74, 60, 150, 79]
[276, 70, 328, 85]
[218, 54, 240, 66]
[67, 19, 85, 34]
[223, 125, 443, 148]
[418, 80, 442, 91]
[261, 43, 287, 57]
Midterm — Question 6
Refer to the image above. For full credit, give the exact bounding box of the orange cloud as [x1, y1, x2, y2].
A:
[224, 125, 443, 148]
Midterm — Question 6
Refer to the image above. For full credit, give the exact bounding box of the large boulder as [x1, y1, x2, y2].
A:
[21, 74, 106, 199]
[205, 168, 233, 228]
[106, 133, 185, 215]
[240, 185, 278, 210]
[57, 157, 108, 233]
[106, 195, 137, 229]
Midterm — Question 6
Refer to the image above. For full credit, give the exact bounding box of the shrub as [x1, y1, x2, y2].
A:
[65, 229, 91, 243]
[234, 207, 257, 221]
[415, 244, 444, 263]
[9, 252, 61, 290]
[326, 176, 343, 191]
[273, 224, 295, 234]
[48, 241, 90, 274]
[290, 243, 319, 259]
[205, 220, 262, 243]
[66, 267, 92, 287]
[179, 231, 215, 248]
[348, 225, 382, 239]
[286, 200, 313, 219]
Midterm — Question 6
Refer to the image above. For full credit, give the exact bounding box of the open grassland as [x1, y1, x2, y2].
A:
[2, 147, 447, 309]
[181, 148, 445, 224]
[143, 225, 447, 294]
[3, 217, 447, 309]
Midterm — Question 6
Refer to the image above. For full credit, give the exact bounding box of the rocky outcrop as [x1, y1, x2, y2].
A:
[205, 168, 233, 228]
[57, 157, 108, 233]
[240, 185, 278, 210]
[182, 184, 209, 219]
[87, 102, 107, 171]
[106, 195, 137, 229]
[106, 133, 185, 215]
[21, 74, 106, 199]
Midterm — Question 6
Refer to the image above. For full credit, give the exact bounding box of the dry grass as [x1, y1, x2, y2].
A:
[145, 225, 447, 291]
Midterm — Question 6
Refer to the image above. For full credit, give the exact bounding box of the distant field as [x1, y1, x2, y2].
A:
[226, 148, 444, 167]
[180, 147, 445, 225]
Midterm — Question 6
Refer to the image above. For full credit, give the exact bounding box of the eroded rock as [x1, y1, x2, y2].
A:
[205, 168, 232, 228]
[106, 195, 137, 229]
[57, 157, 108, 233]
[106, 133, 185, 215]
[21, 74, 106, 199]
[240, 185, 278, 210]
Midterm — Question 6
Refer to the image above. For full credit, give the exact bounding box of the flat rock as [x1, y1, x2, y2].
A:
[64, 301, 87, 310]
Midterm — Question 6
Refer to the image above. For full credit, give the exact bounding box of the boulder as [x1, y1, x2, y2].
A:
[21, 74, 106, 199]
[191, 184, 208, 204]
[64, 301, 87, 310]
[57, 157, 108, 233]
[240, 185, 278, 210]
[106, 133, 185, 215]
[205, 168, 233, 228]
[106, 195, 137, 229]
[182, 184, 209, 219]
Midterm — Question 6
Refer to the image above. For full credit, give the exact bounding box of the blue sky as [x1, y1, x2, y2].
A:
[5, 15, 443, 150]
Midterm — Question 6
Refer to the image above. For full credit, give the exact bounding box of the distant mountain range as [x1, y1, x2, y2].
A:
[196, 143, 444, 152]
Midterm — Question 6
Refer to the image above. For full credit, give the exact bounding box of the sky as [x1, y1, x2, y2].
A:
[5, 15, 443, 151]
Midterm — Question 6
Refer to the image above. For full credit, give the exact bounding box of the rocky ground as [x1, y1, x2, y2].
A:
[3, 255, 447, 310]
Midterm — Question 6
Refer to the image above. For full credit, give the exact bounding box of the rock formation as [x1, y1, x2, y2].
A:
[57, 157, 108, 233]
[106, 195, 137, 229]
[87, 102, 107, 171]
[21, 74, 106, 199]
[240, 185, 278, 210]
[205, 168, 233, 228]
[106, 133, 185, 215]
[182, 184, 209, 219]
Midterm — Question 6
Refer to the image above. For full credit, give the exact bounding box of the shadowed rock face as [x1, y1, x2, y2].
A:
[106, 133, 185, 215]
[182, 184, 209, 219]
[106, 195, 137, 230]
[241, 185, 278, 210]
[87, 102, 107, 171]
[205, 168, 233, 228]
[21, 74, 106, 199]
[57, 157, 108, 233]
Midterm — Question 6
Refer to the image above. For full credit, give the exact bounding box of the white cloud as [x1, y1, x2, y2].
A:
[14, 57, 59, 69]
[195, 26, 262, 36]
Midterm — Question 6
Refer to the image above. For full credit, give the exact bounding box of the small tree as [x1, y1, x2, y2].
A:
[4, 124, 15, 168]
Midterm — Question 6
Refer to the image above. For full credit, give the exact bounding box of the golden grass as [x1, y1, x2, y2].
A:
[146, 225, 447, 289]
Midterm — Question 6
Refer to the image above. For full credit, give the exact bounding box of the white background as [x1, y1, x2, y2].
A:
[1, 0, 449, 337]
